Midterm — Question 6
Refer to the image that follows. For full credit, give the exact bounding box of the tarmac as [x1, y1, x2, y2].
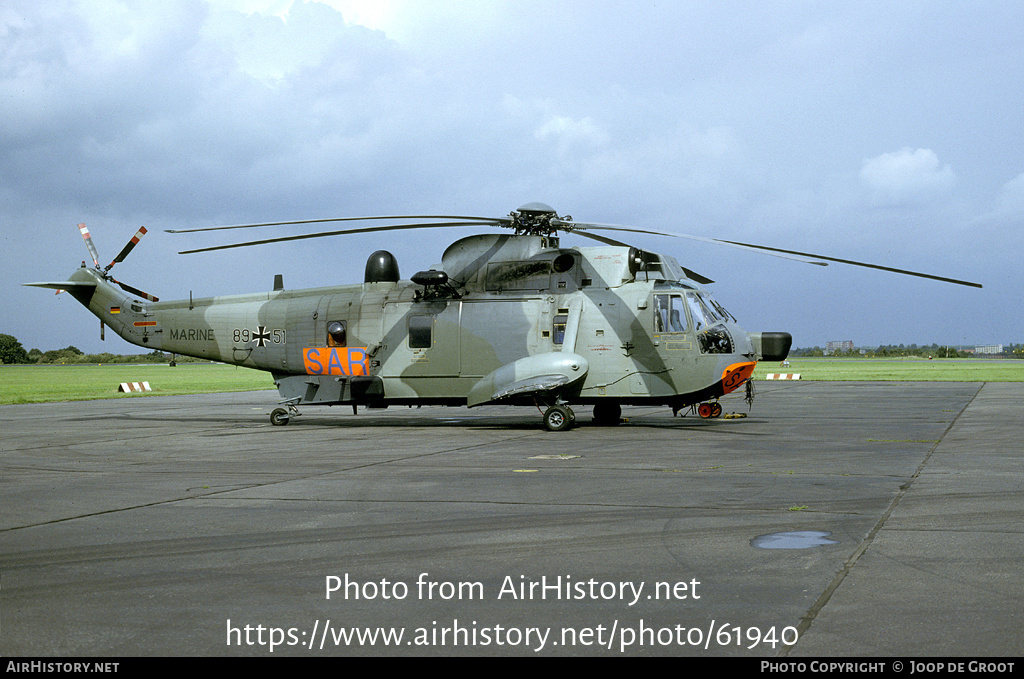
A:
[1, 381, 1021, 657]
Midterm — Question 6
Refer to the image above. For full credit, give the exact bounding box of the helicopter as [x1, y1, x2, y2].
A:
[26, 202, 981, 431]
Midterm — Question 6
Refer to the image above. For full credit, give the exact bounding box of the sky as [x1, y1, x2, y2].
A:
[3, 0, 1022, 355]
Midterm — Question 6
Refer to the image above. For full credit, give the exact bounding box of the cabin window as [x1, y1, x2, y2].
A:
[409, 316, 432, 348]
[654, 294, 688, 333]
[327, 320, 347, 347]
[552, 314, 568, 344]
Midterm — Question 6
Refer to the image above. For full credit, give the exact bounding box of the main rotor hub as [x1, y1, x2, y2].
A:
[510, 202, 566, 237]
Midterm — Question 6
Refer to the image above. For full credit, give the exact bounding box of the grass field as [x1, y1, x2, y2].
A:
[753, 357, 1024, 382]
[2, 358, 1022, 405]
[0, 363, 274, 405]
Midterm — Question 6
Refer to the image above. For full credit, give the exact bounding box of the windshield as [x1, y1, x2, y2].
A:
[653, 288, 734, 335]
[685, 292, 722, 332]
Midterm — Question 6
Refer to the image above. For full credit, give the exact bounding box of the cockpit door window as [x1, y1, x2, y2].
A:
[654, 294, 689, 333]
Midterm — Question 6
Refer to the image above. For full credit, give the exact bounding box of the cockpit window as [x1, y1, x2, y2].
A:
[686, 292, 725, 331]
[710, 298, 736, 323]
[654, 294, 688, 333]
[685, 294, 709, 332]
[699, 294, 720, 322]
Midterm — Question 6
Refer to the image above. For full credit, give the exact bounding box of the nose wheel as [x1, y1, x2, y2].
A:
[697, 401, 723, 419]
[542, 404, 575, 431]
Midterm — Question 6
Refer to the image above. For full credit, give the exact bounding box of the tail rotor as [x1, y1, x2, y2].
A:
[77, 223, 160, 302]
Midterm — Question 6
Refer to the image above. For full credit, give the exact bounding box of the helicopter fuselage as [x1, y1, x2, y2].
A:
[56, 233, 791, 428]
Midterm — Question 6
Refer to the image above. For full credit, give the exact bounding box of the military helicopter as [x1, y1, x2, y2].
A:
[26, 202, 981, 431]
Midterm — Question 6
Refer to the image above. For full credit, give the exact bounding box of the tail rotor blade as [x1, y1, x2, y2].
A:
[107, 226, 149, 271]
[111, 277, 159, 302]
[78, 223, 101, 268]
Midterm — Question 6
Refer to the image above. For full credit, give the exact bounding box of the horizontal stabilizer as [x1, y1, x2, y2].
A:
[24, 281, 97, 291]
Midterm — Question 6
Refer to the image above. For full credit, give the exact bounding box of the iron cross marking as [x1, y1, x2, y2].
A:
[253, 326, 272, 347]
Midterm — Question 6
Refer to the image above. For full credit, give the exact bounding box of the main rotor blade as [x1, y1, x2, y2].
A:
[554, 219, 681, 239]
[107, 226, 149, 271]
[714, 239, 983, 288]
[570, 230, 632, 247]
[78, 223, 101, 268]
[681, 268, 715, 285]
[562, 219, 828, 266]
[177, 221, 500, 254]
[571, 230, 715, 283]
[167, 215, 508, 234]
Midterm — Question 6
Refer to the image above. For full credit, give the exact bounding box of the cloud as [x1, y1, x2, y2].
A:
[859, 147, 956, 206]
[3, 2, 1019, 354]
[534, 115, 609, 156]
[994, 172, 1024, 217]
[971, 171, 1024, 241]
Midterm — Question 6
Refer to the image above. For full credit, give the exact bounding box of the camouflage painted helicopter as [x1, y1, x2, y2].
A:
[27, 203, 981, 430]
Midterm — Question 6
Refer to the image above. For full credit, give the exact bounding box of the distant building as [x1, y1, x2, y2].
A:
[974, 344, 1004, 355]
[826, 340, 854, 355]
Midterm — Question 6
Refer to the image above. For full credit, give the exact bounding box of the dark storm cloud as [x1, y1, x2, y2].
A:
[3, 1, 1021, 354]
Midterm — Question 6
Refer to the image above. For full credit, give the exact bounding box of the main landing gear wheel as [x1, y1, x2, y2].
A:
[543, 404, 574, 432]
[270, 408, 291, 426]
[592, 401, 622, 426]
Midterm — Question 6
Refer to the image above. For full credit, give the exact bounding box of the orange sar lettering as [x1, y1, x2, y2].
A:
[303, 347, 369, 376]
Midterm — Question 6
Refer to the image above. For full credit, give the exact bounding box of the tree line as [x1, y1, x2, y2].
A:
[790, 343, 1024, 359]
[0, 333, 200, 364]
